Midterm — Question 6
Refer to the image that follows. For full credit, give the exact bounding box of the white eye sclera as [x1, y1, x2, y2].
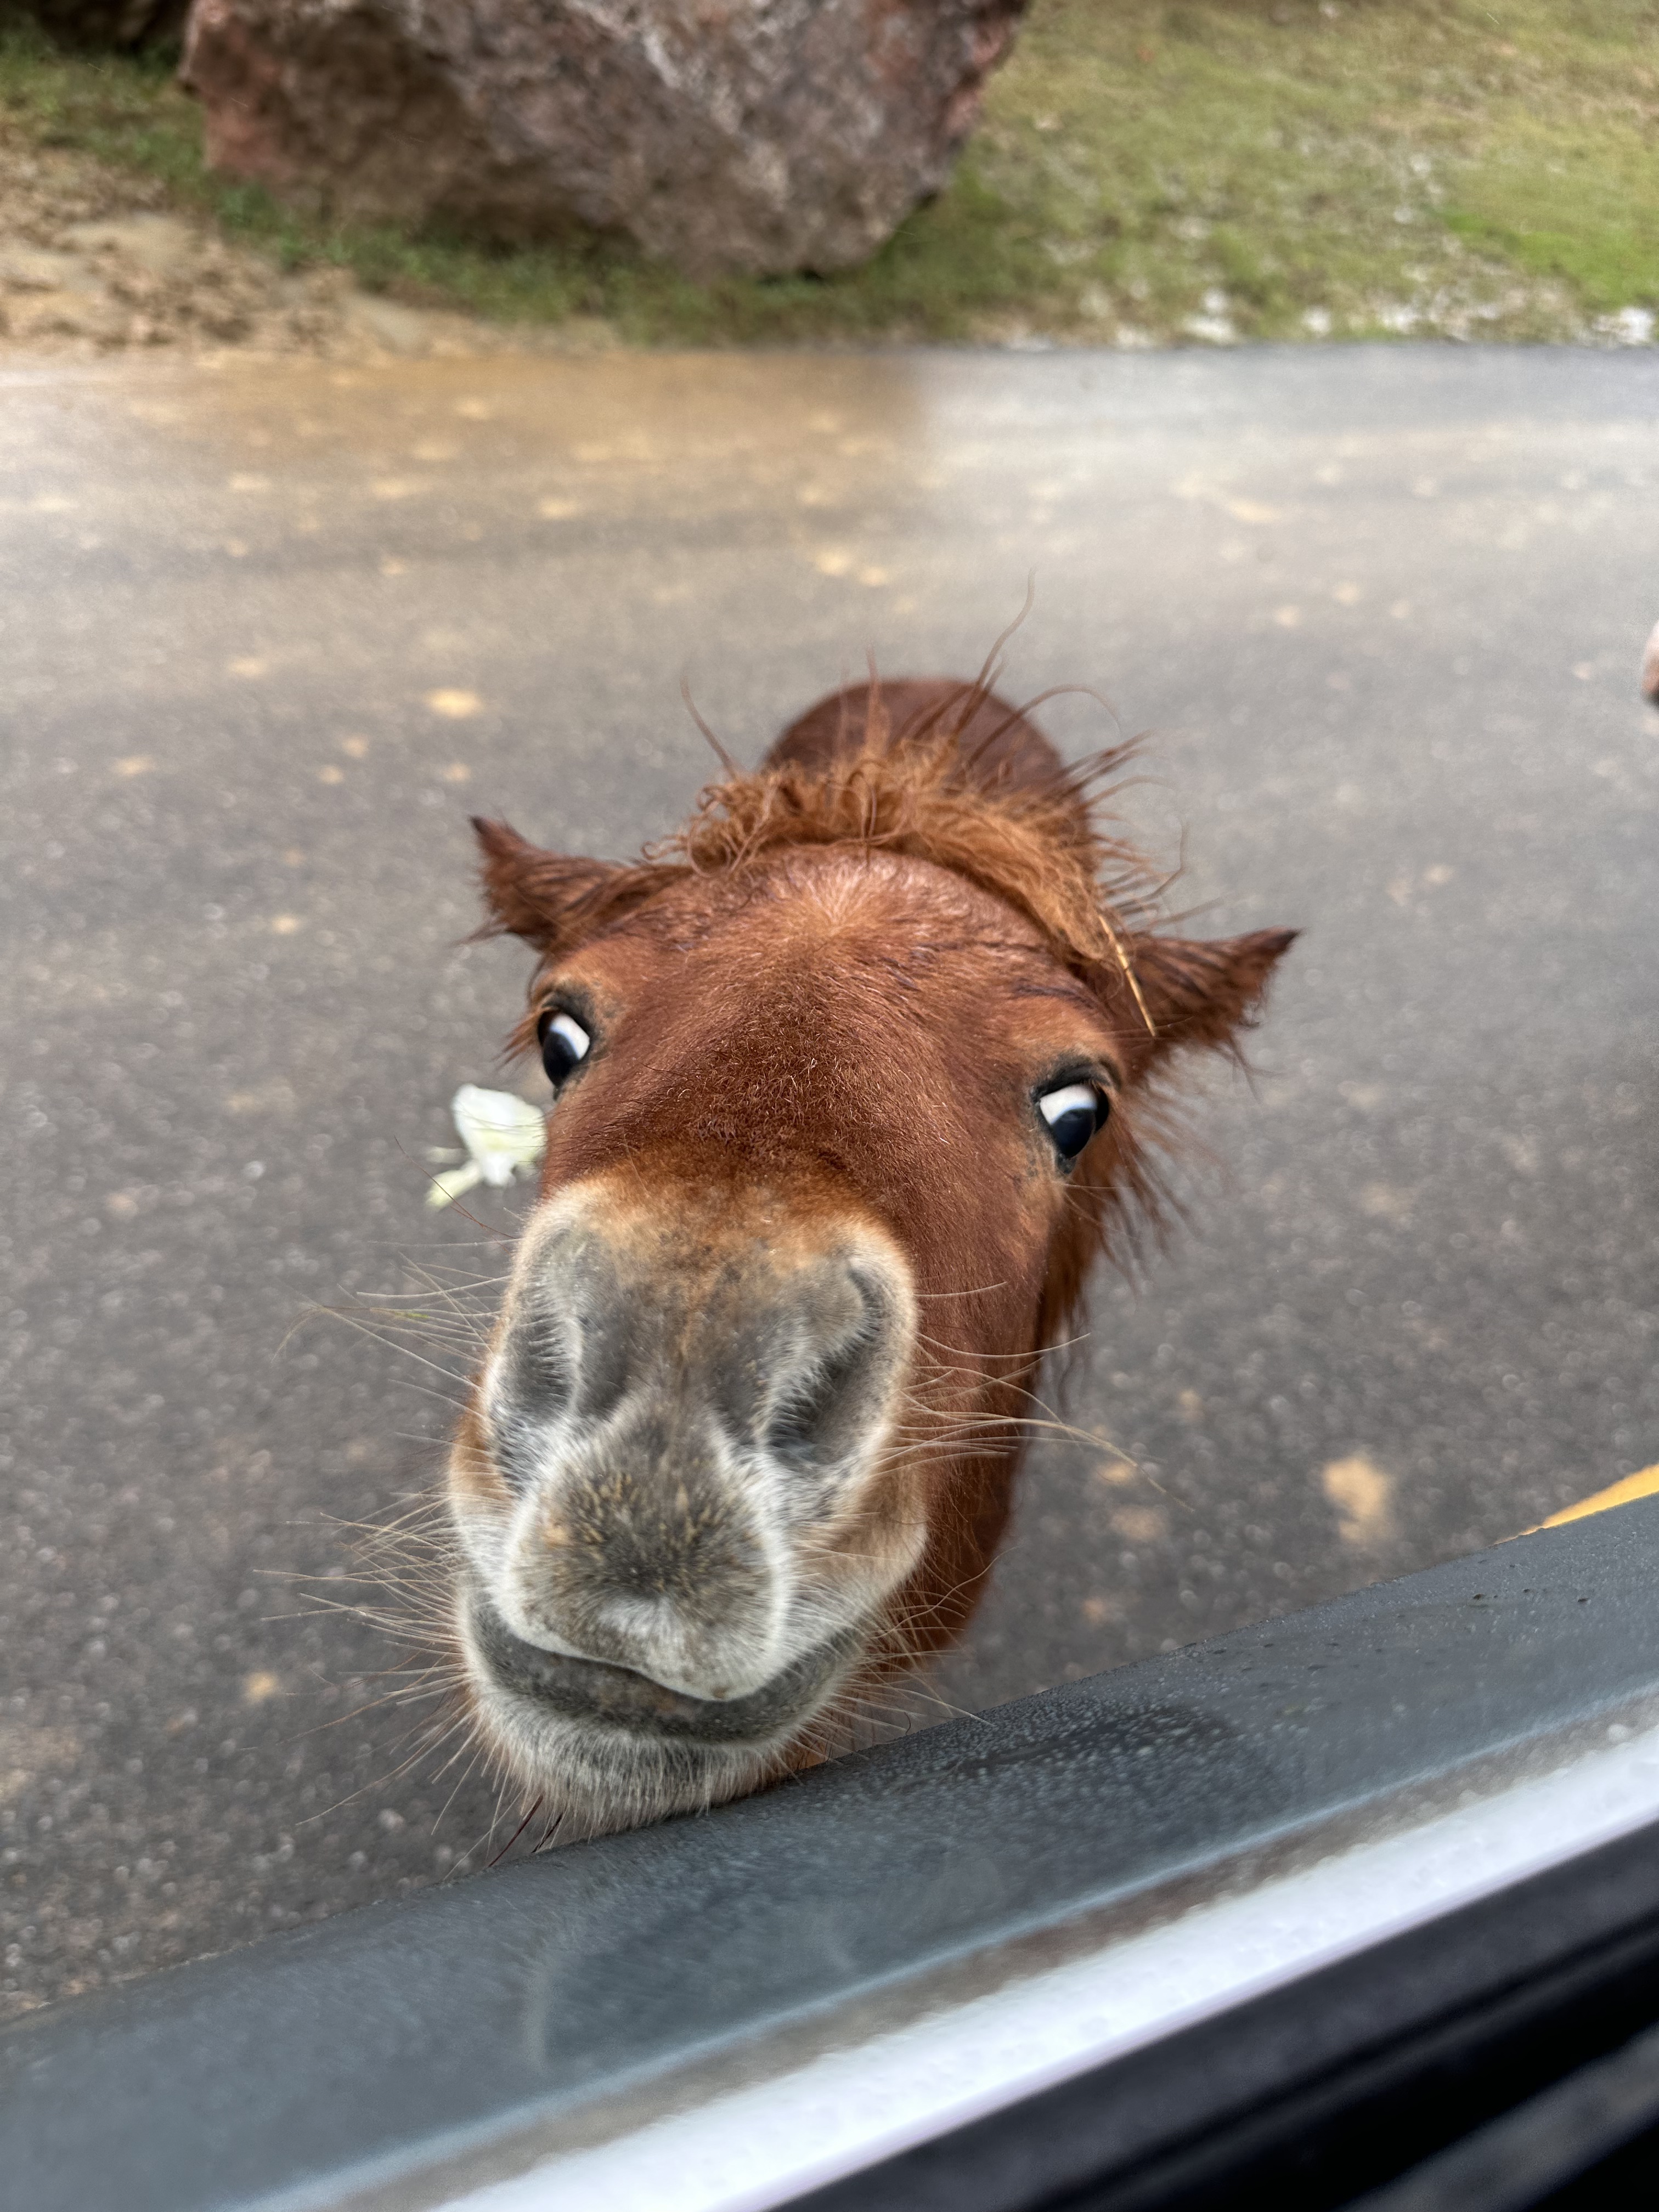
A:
[539, 1009, 591, 1085]
[1037, 1080, 1108, 1162]
[1039, 1082, 1097, 1128]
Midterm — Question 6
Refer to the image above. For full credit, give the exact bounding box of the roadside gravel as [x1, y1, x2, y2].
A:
[0, 125, 610, 361]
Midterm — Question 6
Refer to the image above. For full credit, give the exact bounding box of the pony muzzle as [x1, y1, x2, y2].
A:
[449, 1177, 926, 1803]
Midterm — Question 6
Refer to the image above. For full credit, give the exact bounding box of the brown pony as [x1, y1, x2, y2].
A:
[448, 676, 1293, 1836]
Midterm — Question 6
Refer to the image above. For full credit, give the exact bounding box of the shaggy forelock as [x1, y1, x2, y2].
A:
[484, 679, 1165, 1056]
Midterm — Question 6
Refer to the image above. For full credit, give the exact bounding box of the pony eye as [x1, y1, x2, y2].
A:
[537, 1009, 591, 1087]
[1037, 1080, 1108, 1162]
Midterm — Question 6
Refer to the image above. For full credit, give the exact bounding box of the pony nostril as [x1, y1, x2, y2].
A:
[506, 1318, 574, 1422]
[488, 1305, 577, 1491]
[764, 1268, 897, 1472]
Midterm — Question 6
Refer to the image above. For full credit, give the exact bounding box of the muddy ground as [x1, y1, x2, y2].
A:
[0, 125, 603, 362]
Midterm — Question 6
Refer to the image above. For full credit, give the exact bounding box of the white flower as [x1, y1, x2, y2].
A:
[425, 1084, 545, 1207]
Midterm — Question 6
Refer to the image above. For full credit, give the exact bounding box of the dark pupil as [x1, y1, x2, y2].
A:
[1050, 1096, 1105, 1160]
[538, 1011, 583, 1085]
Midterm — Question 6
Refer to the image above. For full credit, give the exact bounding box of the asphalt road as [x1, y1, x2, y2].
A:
[2, 345, 1656, 2018]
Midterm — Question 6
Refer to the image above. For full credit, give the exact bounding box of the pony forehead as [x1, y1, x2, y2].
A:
[587, 843, 1058, 959]
[554, 858, 1135, 1058]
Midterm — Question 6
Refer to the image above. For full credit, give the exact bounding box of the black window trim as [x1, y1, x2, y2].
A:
[6, 1499, 1659, 2212]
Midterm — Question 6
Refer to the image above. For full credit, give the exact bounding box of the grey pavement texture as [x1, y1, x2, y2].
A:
[1, 343, 1656, 2017]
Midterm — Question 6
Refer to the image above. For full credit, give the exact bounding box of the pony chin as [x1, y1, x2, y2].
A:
[466, 1684, 788, 1840]
[454, 1588, 861, 1839]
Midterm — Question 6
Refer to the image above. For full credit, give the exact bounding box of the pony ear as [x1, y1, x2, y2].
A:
[471, 817, 621, 953]
[1120, 927, 1297, 1067]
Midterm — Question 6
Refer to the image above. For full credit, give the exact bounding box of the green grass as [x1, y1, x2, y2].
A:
[2, 0, 1657, 344]
[1446, 121, 1659, 313]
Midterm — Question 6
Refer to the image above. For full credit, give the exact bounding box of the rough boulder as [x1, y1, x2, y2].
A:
[180, 0, 1029, 278]
[20, 0, 187, 44]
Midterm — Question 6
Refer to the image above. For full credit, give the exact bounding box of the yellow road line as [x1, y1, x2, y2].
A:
[1524, 1464, 1659, 1535]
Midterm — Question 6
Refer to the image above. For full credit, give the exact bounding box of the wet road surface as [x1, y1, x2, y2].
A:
[2, 345, 1656, 2014]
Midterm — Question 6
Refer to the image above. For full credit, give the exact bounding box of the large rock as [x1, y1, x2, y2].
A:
[20, 0, 187, 45]
[180, 0, 1028, 278]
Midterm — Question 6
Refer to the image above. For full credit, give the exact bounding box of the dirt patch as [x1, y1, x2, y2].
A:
[0, 120, 610, 359]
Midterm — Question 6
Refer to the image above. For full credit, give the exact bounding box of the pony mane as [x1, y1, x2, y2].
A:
[664, 729, 1161, 975]
[490, 695, 1169, 1042]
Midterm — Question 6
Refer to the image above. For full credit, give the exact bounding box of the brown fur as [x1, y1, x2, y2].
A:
[465, 675, 1295, 1763]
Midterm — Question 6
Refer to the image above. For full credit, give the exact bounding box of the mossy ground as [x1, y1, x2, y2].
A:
[2, 0, 1656, 346]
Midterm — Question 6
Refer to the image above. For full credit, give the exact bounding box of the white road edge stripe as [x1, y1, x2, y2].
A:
[438, 1719, 1659, 2212]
